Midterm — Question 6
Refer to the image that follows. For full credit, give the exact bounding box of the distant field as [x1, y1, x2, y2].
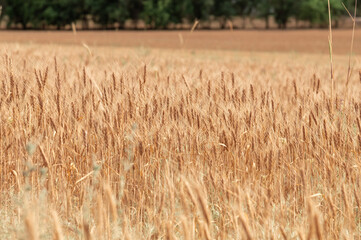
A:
[1, 29, 361, 54]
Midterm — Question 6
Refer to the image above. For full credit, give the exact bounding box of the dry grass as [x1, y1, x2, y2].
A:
[0, 43, 361, 239]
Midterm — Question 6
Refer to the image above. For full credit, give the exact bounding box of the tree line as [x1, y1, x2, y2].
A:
[0, 0, 358, 30]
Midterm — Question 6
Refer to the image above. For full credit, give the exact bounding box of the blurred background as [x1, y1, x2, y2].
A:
[0, 0, 359, 30]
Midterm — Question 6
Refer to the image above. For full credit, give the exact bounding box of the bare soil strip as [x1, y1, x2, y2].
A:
[0, 29, 360, 54]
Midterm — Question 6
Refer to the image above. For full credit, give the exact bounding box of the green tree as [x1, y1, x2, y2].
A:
[87, 0, 128, 29]
[296, 0, 327, 27]
[4, 0, 34, 29]
[3, 0, 83, 29]
[271, 0, 295, 29]
[329, 0, 351, 28]
[126, 0, 143, 28]
[142, 0, 171, 29]
[167, 0, 189, 24]
[234, 0, 256, 29]
[0, 0, 7, 20]
[186, 0, 214, 21]
[0, 0, 356, 30]
[212, 0, 235, 28]
[256, 0, 272, 29]
[41, 0, 79, 29]
[296, 0, 351, 28]
[73, 0, 91, 29]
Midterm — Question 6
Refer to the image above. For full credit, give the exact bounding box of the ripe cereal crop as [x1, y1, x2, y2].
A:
[0, 33, 361, 239]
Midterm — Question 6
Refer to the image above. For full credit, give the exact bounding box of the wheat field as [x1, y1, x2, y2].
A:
[0, 42, 361, 239]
